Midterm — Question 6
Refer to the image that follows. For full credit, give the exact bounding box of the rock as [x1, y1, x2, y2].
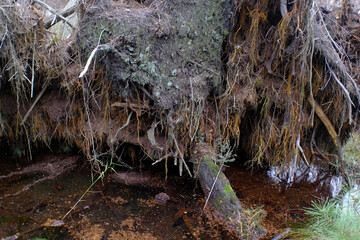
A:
[155, 192, 170, 203]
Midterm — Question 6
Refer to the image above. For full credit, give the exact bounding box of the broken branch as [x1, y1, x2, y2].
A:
[32, 0, 75, 29]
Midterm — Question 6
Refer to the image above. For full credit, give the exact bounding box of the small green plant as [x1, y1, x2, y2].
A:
[61, 157, 119, 220]
[292, 188, 360, 240]
[236, 206, 265, 240]
[216, 141, 235, 164]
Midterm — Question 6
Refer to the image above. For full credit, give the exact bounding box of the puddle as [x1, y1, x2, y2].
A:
[0, 154, 231, 240]
[0, 153, 333, 239]
[225, 163, 331, 237]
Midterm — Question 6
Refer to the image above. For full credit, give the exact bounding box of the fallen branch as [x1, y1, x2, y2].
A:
[0, 156, 78, 200]
[32, 0, 75, 29]
[44, 0, 78, 29]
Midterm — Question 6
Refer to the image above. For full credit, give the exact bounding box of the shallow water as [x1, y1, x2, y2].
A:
[225, 163, 331, 237]
[0, 154, 226, 239]
[0, 153, 332, 239]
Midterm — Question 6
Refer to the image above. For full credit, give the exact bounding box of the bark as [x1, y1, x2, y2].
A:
[193, 143, 267, 239]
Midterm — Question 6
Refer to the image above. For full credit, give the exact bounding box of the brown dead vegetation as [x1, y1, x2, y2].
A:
[0, 0, 359, 181]
[224, 0, 360, 173]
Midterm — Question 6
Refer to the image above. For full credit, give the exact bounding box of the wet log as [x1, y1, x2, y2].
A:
[193, 143, 267, 239]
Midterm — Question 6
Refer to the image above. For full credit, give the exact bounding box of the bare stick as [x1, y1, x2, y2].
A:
[203, 162, 223, 210]
[20, 80, 50, 126]
[172, 136, 192, 177]
[79, 45, 105, 78]
[0, 175, 54, 200]
[296, 133, 309, 166]
[111, 112, 133, 143]
[31, 32, 36, 98]
[79, 29, 107, 78]
[152, 153, 173, 165]
[329, 67, 354, 124]
[0, 23, 8, 49]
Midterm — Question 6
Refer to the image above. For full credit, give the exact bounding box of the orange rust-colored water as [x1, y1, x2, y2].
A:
[0, 154, 228, 239]
[0, 154, 330, 239]
[225, 163, 331, 238]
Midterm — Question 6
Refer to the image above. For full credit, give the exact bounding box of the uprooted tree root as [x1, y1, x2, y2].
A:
[1, 0, 360, 237]
[224, 0, 360, 172]
[1, 0, 358, 176]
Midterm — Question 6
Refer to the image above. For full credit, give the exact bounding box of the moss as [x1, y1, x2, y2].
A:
[76, 0, 233, 109]
[212, 193, 238, 220]
[224, 184, 237, 198]
[204, 156, 220, 176]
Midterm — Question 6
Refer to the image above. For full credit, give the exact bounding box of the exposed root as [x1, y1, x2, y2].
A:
[0, 155, 79, 200]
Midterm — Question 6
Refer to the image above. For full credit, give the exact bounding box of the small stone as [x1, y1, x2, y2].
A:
[51, 220, 65, 227]
[155, 192, 170, 203]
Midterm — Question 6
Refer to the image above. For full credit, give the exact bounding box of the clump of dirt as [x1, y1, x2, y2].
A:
[76, 0, 233, 110]
[109, 196, 128, 205]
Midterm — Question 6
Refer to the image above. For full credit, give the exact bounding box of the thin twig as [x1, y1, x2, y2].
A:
[111, 112, 133, 143]
[152, 153, 173, 165]
[296, 133, 309, 166]
[172, 136, 192, 177]
[31, 32, 36, 98]
[79, 29, 107, 78]
[309, 7, 316, 126]
[203, 162, 224, 210]
[328, 66, 354, 124]
[0, 23, 8, 49]
[20, 80, 50, 126]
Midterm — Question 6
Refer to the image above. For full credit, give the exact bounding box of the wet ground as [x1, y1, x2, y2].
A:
[225, 163, 331, 238]
[0, 154, 331, 239]
[0, 154, 229, 240]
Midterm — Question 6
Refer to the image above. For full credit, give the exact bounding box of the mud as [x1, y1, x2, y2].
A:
[76, 0, 233, 109]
